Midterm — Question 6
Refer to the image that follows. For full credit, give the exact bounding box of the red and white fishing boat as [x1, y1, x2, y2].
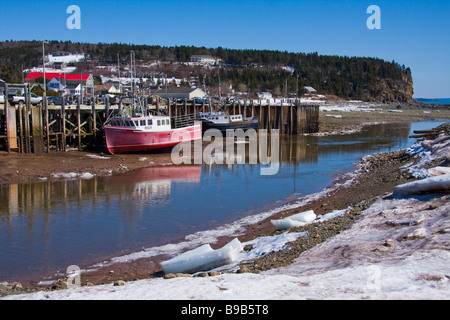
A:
[104, 114, 202, 154]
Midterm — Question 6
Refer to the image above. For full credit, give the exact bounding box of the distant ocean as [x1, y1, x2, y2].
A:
[416, 98, 450, 105]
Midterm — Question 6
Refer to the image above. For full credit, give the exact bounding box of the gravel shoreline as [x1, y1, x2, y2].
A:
[236, 151, 419, 274]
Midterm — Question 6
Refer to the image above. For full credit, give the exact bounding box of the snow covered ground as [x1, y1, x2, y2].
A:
[2, 137, 449, 300]
[319, 103, 382, 112]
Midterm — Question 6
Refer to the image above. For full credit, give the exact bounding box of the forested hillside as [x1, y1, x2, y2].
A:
[0, 41, 414, 102]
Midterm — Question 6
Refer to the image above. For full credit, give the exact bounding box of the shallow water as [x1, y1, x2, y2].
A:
[0, 120, 446, 282]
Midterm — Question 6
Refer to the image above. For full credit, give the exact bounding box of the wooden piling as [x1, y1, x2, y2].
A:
[61, 98, 66, 152]
[31, 106, 44, 155]
[25, 84, 31, 153]
[92, 98, 96, 147]
[44, 95, 49, 153]
[77, 97, 81, 150]
[17, 105, 24, 153]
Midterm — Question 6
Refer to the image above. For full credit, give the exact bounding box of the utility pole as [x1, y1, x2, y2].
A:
[285, 78, 288, 98]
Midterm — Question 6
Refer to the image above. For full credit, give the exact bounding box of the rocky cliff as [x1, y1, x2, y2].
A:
[363, 73, 415, 103]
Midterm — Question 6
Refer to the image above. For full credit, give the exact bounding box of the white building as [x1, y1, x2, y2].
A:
[190, 55, 220, 65]
[47, 52, 85, 64]
[258, 92, 273, 99]
[156, 87, 206, 100]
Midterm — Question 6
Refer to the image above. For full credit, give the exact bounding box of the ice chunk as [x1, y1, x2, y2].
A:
[160, 239, 243, 274]
[271, 210, 316, 230]
[289, 210, 316, 223]
[393, 174, 450, 195]
[271, 218, 306, 231]
[221, 238, 244, 252]
[163, 244, 214, 265]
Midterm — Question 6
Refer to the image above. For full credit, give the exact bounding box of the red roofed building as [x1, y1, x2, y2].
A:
[25, 72, 92, 82]
[25, 72, 94, 96]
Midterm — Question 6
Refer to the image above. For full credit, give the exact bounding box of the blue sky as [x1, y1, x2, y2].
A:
[0, 0, 449, 98]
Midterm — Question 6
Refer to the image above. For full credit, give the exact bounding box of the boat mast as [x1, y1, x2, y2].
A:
[130, 51, 134, 113]
[203, 75, 212, 113]
[218, 69, 221, 99]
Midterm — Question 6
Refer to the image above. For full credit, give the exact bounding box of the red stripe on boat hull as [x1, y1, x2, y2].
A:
[105, 125, 201, 154]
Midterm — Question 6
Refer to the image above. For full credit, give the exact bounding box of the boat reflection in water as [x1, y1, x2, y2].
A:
[0, 165, 202, 219]
[104, 165, 201, 201]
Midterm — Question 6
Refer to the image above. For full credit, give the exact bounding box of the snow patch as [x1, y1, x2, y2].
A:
[393, 174, 450, 195]
[51, 172, 95, 180]
[86, 154, 110, 160]
[404, 136, 450, 179]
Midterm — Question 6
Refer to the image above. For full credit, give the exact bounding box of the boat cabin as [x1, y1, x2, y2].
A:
[198, 112, 243, 124]
[107, 116, 172, 131]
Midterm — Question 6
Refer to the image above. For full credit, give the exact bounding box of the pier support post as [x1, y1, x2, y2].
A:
[44, 93, 49, 153]
[5, 84, 9, 152]
[62, 97, 66, 152]
[25, 84, 31, 153]
[92, 98, 97, 148]
[31, 105, 44, 155]
[77, 97, 81, 150]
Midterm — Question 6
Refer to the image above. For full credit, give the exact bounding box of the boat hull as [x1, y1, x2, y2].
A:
[104, 124, 202, 154]
[201, 119, 259, 133]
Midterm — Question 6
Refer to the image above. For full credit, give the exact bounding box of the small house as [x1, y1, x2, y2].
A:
[47, 78, 65, 92]
[304, 86, 317, 94]
[258, 92, 273, 100]
[156, 87, 206, 100]
[95, 85, 120, 96]
[25, 72, 94, 96]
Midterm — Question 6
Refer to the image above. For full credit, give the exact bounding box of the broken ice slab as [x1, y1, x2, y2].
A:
[271, 218, 306, 230]
[289, 210, 316, 223]
[393, 173, 450, 195]
[160, 238, 243, 274]
[271, 210, 317, 231]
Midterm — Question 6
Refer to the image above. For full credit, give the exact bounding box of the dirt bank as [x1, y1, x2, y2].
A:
[0, 147, 174, 185]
